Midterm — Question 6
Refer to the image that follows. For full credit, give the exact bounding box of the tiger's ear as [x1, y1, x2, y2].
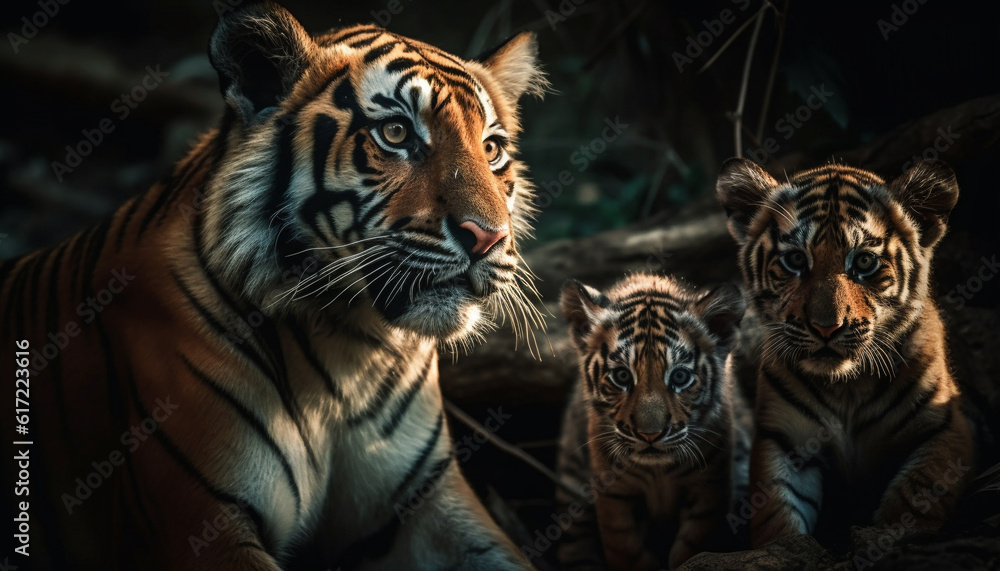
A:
[560, 280, 611, 349]
[692, 283, 745, 350]
[716, 157, 779, 244]
[209, 2, 313, 125]
[888, 159, 959, 248]
[477, 32, 548, 103]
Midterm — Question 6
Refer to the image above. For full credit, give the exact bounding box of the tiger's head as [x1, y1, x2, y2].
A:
[717, 158, 959, 380]
[561, 275, 744, 466]
[200, 3, 546, 344]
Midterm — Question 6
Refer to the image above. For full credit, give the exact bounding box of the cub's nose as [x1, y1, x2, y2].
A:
[637, 430, 663, 443]
[448, 217, 508, 258]
[810, 321, 843, 339]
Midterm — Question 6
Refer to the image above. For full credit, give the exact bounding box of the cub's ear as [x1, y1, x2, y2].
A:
[692, 283, 745, 349]
[560, 280, 611, 349]
[209, 2, 313, 125]
[476, 32, 548, 104]
[716, 158, 779, 244]
[888, 159, 959, 248]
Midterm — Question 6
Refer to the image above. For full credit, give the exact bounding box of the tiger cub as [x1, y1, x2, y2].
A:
[716, 158, 976, 547]
[556, 274, 749, 570]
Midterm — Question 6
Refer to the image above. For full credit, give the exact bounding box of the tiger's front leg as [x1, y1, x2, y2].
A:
[749, 431, 823, 547]
[667, 485, 729, 568]
[875, 404, 974, 530]
[377, 459, 531, 570]
[594, 492, 658, 571]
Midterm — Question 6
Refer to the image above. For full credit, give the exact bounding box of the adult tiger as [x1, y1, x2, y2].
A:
[1, 3, 546, 569]
[716, 158, 976, 548]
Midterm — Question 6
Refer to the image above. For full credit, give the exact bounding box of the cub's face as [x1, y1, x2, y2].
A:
[561, 276, 743, 466]
[206, 4, 546, 343]
[717, 158, 959, 379]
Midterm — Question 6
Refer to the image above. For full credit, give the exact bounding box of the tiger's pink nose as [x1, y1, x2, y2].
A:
[811, 322, 843, 339]
[459, 220, 508, 256]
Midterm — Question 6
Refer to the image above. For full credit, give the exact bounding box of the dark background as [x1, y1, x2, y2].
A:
[2, 0, 999, 568]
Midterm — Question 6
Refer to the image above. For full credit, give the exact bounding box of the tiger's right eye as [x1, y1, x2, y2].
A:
[608, 367, 633, 391]
[380, 120, 409, 145]
[779, 250, 808, 274]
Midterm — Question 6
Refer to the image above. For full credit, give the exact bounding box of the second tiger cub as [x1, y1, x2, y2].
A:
[557, 274, 749, 570]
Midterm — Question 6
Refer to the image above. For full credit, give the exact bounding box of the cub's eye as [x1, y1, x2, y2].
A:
[850, 251, 880, 277]
[668, 367, 694, 391]
[380, 119, 409, 145]
[779, 250, 809, 274]
[483, 137, 504, 164]
[608, 367, 633, 391]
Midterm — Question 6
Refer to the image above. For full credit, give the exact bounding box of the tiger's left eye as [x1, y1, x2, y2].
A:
[484, 138, 503, 164]
[851, 252, 880, 276]
[668, 367, 694, 390]
[380, 120, 409, 145]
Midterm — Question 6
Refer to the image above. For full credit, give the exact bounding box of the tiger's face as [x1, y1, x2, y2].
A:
[204, 5, 546, 343]
[561, 275, 744, 466]
[717, 158, 959, 380]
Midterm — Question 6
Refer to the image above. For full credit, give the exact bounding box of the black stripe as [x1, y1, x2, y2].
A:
[79, 218, 112, 298]
[119, 343, 273, 552]
[364, 40, 398, 63]
[135, 183, 175, 239]
[181, 355, 302, 517]
[313, 113, 340, 193]
[155, 134, 227, 228]
[114, 196, 143, 251]
[854, 379, 919, 435]
[346, 362, 404, 426]
[910, 404, 954, 446]
[288, 321, 342, 400]
[391, 411, 444, 499]
[94, 317, 157, 542]
[172, 272, 320, 471]
[762, 368, 825, 427]
[380, 356, 433, 438]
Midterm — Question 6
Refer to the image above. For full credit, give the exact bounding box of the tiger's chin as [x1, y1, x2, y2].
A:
[383, 285, 488, 344]
[797, 347, 862, 380]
